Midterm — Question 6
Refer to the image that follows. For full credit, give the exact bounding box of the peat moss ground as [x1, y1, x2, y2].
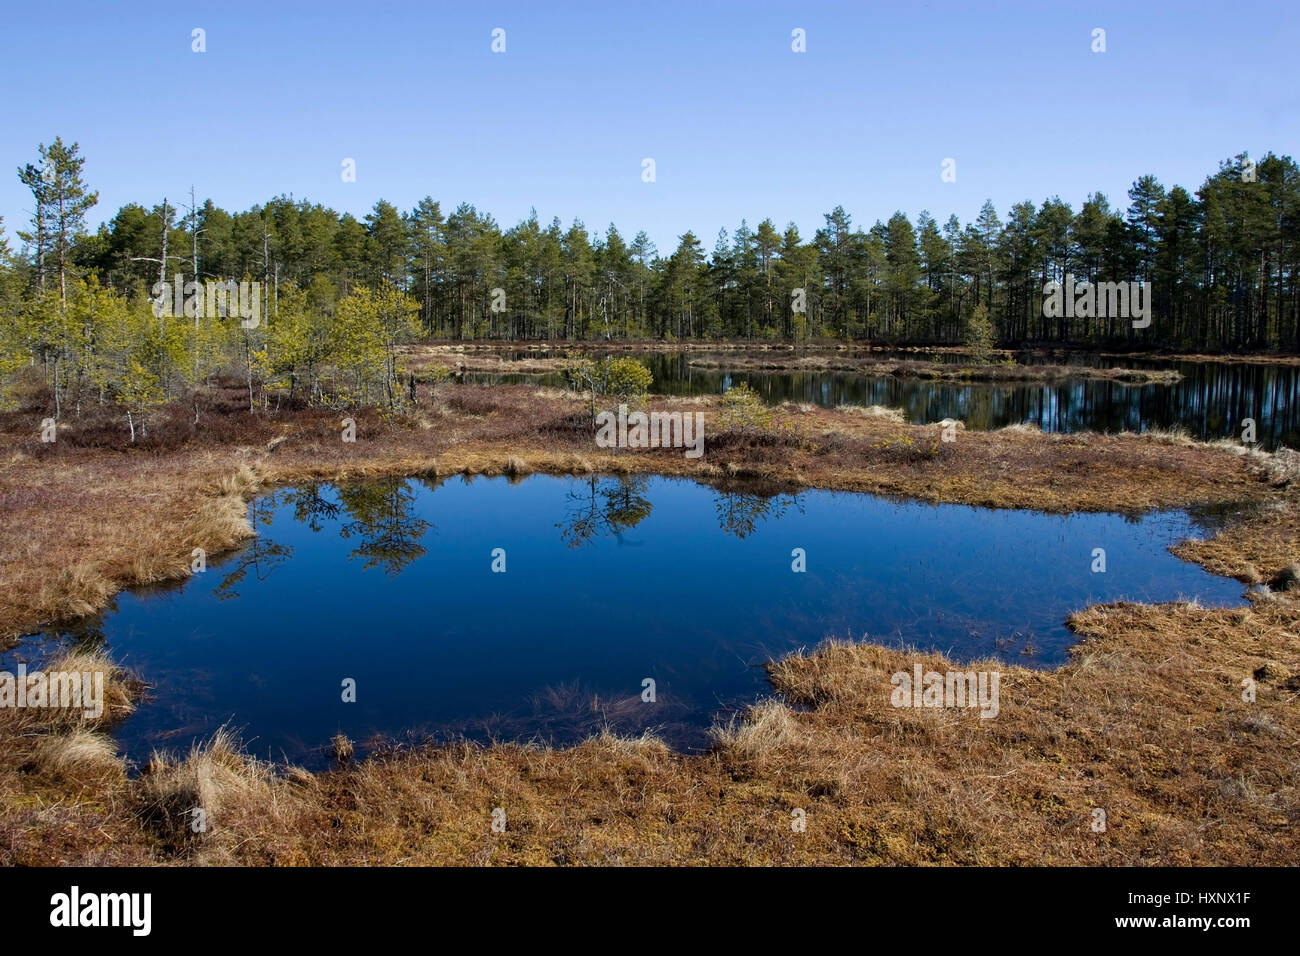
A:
[684, 354, 1182, 383]
[0, 382, 1296, 864]
[406, 343, 1183, 383]
[410, 338, 1300, 378]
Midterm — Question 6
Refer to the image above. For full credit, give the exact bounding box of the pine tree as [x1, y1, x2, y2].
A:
[33, 138, 98, 310]
[965, 302, 995, 364]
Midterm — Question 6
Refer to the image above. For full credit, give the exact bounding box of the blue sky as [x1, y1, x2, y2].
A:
[1, 0, 1295, 254]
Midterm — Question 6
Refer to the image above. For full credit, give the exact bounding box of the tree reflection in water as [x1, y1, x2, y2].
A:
[223, 475, 808, 590]
[712, 487, 803, 538]
[335, 478, 436, 576]
[214, 495, 292, 600]
[227, 478, 439, 587]
[557, 475, 653, 548]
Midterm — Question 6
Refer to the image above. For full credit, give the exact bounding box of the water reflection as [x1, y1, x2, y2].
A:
[239, 475, 802, 560]
[713, 487, 803, 538]
[336, 479, 435, 576]
[12, 475, 1248, 766]
[466, 352, 1299, 449]
[554, 475, 802, 546]
[214, 497, 292, 600]
[557, 475, 654, 548]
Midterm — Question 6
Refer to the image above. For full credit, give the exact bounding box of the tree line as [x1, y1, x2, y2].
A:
[1, 139, 1297, 430]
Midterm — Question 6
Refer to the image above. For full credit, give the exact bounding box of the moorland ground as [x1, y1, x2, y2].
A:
[1, 356, 1297, 865]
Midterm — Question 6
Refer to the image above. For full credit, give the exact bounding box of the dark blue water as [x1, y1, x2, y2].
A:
[12, 475, 1245, 766]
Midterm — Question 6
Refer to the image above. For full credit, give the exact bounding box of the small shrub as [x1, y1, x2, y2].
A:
[564, 356, 654, 424]
[871, 430, 942, 464]
[718, 382, 773, 434]
[964, 304, 996, 365]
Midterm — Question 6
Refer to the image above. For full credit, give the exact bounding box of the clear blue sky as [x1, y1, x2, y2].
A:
[2, 0, 1295, 254]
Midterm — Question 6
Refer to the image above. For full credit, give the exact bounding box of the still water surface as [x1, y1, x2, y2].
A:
[466, 352, 1298, 449]
[14, 475, 1245, 766]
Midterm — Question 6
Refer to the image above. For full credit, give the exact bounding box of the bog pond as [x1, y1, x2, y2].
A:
[466, 353, 1300, 450]
[14, 474, 1246, 767]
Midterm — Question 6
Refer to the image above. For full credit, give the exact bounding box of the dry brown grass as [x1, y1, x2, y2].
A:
[1098, 349, 1300, 366]
[137, 727, 310, 863]
[332, 733, 355, 765]
[836, 404, 907, 423]
[687, 354, 1183, 384]
[40, 647, 138, 727]
[38, 563, 115, 620]
[0, 379, 1295, 865]
[403, 345, 571, 376]
[0, 646, 136, 737]
[0, 445, 261, 643]
[32, 729, 123, 786]
[709, 699, 804, 762]
[0, 645, 147, 863]
[758, 595, 1300, 864]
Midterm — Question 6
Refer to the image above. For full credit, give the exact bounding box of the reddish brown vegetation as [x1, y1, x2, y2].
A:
[0, 377, 1294, 865]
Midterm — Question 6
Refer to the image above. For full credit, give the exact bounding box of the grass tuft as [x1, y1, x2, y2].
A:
[710, 699, 802, 761]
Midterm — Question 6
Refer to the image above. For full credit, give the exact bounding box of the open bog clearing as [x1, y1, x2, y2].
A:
[7, 474, 1245, 767]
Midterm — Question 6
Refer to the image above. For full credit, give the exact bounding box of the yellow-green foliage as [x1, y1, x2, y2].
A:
[719, 382, 772, 433]
[871, 430, 941, 461]
[0, 274, 421, 419]
[964, 303, 996, 365]
[565, 355, 654, 422]
[602, 357, 653, 400]
[327, 283, 421, 407]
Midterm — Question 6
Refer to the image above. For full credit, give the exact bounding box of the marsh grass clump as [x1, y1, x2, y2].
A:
[998, 422, 1039, 436]
[1269, 563, 1300, 593]
[38, 563, 114, 620]
[0, 646, 137, 741]
[332, 733, 355, 765]
[870, 430, 942, 464]
[31, 728, 123, 786]
[0, 646, 137, 797]
[709, 699, 802, 762]
[504, 455, 531, 479]
[137, 727, 290, 856]
[1262, 448, 1300, 487]
[839, 404, 906, 423]
[42, 647, 139, 728]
